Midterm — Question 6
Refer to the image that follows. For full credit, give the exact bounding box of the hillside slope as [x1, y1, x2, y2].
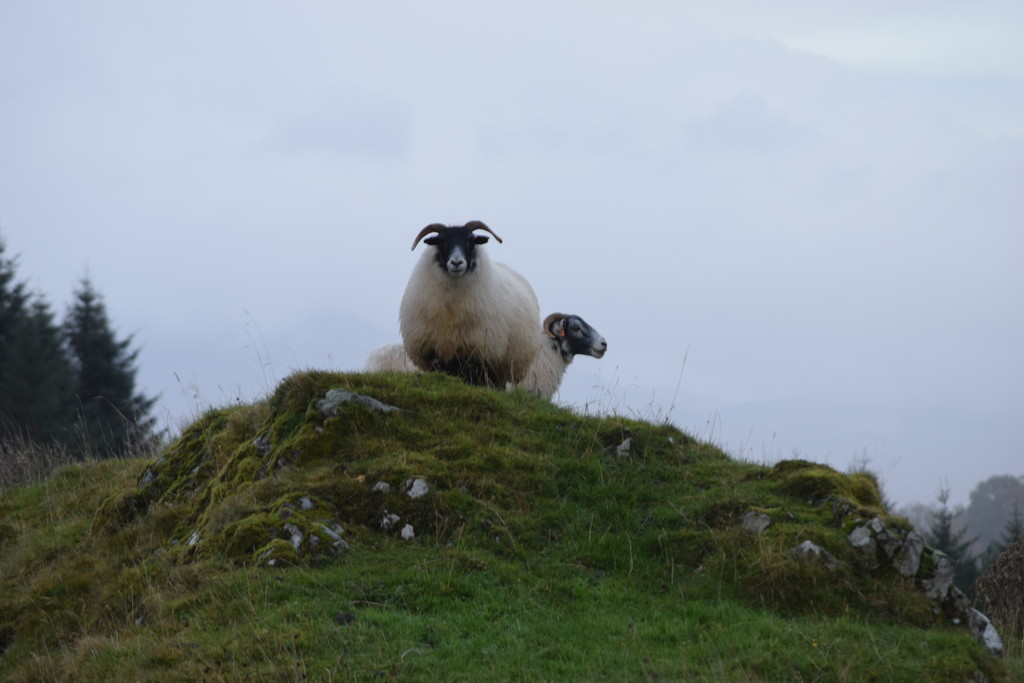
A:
[0, 370, 1013, 681]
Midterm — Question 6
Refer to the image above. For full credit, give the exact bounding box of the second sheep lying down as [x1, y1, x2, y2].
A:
[366, 312, 607, 400]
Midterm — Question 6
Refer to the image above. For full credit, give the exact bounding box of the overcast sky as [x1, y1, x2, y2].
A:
[1, 2, 1021, 508]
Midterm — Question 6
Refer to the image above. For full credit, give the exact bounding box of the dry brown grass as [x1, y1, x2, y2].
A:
[978, 540, 1024, 649]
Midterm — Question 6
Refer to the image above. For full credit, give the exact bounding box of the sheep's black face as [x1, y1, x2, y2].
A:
[547, 314, 608, 360]
[424, 227, 490, 278]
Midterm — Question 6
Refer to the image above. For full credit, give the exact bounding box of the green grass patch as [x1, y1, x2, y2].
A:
[0, 370, 1016, 681]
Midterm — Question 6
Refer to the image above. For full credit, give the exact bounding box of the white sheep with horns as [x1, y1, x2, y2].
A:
[398, 221, 541, 387]
[366, 312, 607, 400]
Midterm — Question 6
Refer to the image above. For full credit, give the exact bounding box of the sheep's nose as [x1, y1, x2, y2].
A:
[450, 257, 464, 268]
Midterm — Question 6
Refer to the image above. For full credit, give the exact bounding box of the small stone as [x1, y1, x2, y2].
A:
[316, 523, 351, 551]
[138, 469, 157, 487]
[401, 524, 415, 540]
[186, 531, 201, 547]
[616, 438, 632, 457]
[372, 481, 391, 493]
[318, 523, 344, 542]
[318, 388, 402, 417]
[381, 512, 400, 530]
[284, 523, 304, 552]
[403, 478, 429, 499]
[969, 608, 1004, 657]
[298, 496, 315, 510]
[791, 540, 839, 571]
[847, 524, 878, 567]
[741, 510, 771, 534]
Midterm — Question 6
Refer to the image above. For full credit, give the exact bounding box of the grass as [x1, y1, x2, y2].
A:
[0, 369, 1019, 681]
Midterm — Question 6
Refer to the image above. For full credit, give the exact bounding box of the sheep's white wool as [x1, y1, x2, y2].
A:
[516, 337, 572, 399]
[365, 343, 418, 373]
[399, 244, 541, 386]
[367, 312, 606, 401]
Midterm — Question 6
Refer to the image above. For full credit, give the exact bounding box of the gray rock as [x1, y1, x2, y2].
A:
[893, 531, 924, 578]
[741, 511, 772, 534]
[138, 468, 157, 488]
[318, 388, 402, 417]
[186, 531, 201, 547]
[873, 521, 903, 560]
[381, 511, 401, 530]
[403, 477, 429, 499]
[791, 540, 839, 571]
[372, 481, 391, 493]
[919, 550, 956, 600]
[298, 496, 315, 511]
[616, 438, 632, 458]
[317, 523, 351, 551]
[252, 435, 272, 455]
[401, 524, 415, 540]
[969, 608, 1004, 657]
[847, 518, 910, 569]
[284, 523, 304, 552]
[847, 524, 878, 564]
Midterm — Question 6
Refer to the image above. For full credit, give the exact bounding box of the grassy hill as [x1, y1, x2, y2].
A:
[0, 370, 1017, 681]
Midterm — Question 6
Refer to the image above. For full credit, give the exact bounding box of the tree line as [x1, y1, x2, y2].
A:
[900, 476, 1024, 607]
[0, 234, 157, 460]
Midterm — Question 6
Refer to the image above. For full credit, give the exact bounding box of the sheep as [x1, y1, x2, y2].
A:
[516, 312, 607, 399]
[364, 342, 419, 373]
[399, 221, 541, 387]
[365, 311, 607, 400]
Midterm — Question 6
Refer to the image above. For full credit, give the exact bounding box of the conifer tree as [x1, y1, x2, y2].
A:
[926, 486, 980, 600]
[1001, 502, 1024, 547]
[64, 277, 157, 458]
[0, 237, 31, 429]
[4, 297, 77, 441]
[980, 502, 1024, 574]
[0, 237, 76, 442]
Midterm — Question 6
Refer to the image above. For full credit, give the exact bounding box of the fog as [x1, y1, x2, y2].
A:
[2, 2, 1021, 507]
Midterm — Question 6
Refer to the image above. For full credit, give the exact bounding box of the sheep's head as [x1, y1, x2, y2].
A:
[544, 313, 608, 360]
[411, 221, 503, 277]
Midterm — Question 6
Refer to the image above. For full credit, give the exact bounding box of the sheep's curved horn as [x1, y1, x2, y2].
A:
[543, 313, 568, 339]
[411, 223, 447, 251]
[465, 220, 504, 244]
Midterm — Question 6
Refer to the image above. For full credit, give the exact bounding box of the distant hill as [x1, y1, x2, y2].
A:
[0, 370, 1014, 680]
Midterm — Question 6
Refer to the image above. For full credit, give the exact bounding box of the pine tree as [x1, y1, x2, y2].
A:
[0, 237, 76, 442]
[926, 486, 980, 600]
[1002, 502, 1024, 547]
[64, 277, 157, 458]
[0, 237, 32, 430]
[980, 501, 1024, 575]
[4, 297, 77, 441]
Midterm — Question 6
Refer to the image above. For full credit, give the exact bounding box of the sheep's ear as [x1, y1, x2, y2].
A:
[473, 235, 490, 245]
[423, 236, 440, 246]
[543, 314, 568, 339]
